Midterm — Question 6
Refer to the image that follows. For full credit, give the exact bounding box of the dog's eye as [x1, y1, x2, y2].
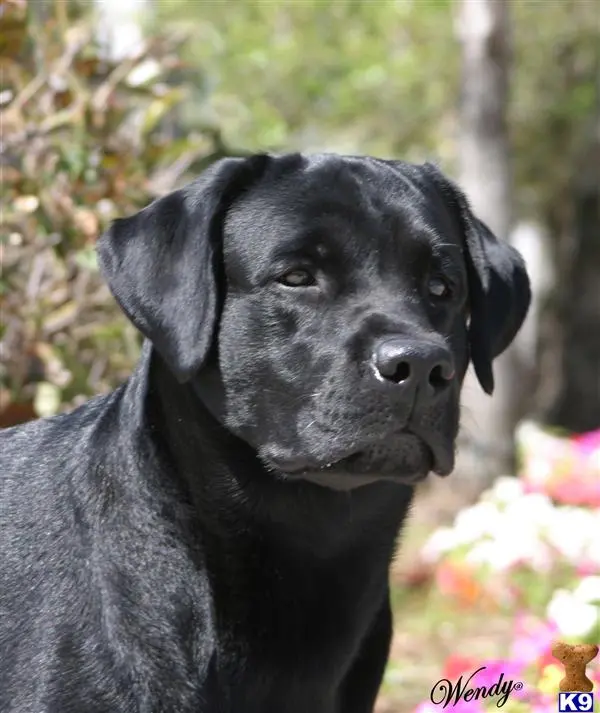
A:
[428, 276, 452, 299]
[277, 270, 316, 287]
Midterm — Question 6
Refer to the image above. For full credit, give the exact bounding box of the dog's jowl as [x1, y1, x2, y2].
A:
[0, 153, 531, 713]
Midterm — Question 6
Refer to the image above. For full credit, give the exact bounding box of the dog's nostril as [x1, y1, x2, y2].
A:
[390, 361, 411, 384]
[429, 364, 453, 391]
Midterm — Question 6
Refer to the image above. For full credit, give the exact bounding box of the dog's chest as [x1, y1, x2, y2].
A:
[199, 555, 384, 712]
[204, 636, 346, 713]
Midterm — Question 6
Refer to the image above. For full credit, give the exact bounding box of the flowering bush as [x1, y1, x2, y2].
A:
[0, 0, 225, 425]
[413, 422, 599, 713]
[422, 424, 600, 608]
[421, 476, 600, 611]
[413, 612, 600, 713]
[517, 422, 600, 508]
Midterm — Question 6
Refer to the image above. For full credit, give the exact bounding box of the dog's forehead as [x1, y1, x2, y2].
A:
[223, 155, 461, 268]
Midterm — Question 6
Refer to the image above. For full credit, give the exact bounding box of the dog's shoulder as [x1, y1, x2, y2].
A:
[0, 388, 123, 482]
[0, 391, 121, 571]
[0, 380, 217, 711]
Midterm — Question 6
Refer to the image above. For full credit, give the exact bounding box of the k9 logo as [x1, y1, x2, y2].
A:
[558, 693, 595, 712]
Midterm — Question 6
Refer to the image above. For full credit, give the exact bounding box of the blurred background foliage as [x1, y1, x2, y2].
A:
[1, 0, 598, 438]
[153, 0, 459, 159]
[0, 0, 218, 423]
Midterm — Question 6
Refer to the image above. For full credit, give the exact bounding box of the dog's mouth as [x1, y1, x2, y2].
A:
[264, 430, 453, 489]
[407, 426, 454, 477]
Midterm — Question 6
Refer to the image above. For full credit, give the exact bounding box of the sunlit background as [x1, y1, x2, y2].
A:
[1, 1, 599, 711]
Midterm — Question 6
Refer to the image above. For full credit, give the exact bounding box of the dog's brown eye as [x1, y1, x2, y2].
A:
[428, 276, 451, 299]
[278, 270, 316, 287]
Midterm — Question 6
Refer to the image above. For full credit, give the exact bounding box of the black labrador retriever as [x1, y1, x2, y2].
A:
[0, 153, 530, 713]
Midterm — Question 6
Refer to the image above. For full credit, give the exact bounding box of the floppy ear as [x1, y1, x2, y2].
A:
[97, 155, 270, 383]
[463, 214, 531, 394]
[423, 163, 531, 395]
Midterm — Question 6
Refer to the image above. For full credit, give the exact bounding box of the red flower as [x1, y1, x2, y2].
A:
[443, 654, 480, 680]
[436, 562, 488, 608]
[537, 647, 557, 672]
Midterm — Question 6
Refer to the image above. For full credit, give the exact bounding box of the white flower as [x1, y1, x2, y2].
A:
[464, 533, 552, 572]
[545, 524, 586, 561]
[464, 540, 518, 570]
[526, 457, 555, 486]
[583, 538, 600, 569]
[547, 589, 600, 638]
[464, 541, 498, 567]
[508, 493, 554, 527]
[452, 501, 503, 544]
[519, 539, 553, 572]
[574, 576, 600, 605]
[515, 419, 545, 445]
[490, 476, 524, 504]
[544, 508, 598, 562]
[421, 527, 456, 563]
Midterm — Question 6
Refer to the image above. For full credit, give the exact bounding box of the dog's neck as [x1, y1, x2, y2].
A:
[123, 343, 414, 559]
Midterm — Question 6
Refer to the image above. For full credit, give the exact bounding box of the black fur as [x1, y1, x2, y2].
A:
[0, 153, 530, 713]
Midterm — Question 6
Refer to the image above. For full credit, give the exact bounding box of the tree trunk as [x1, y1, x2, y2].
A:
[453, 0, 531, 488]
[541, 105, 600, 433]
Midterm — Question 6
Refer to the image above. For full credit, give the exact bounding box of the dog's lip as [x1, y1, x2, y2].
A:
[269, 450, 431, 489]
[265, 431, 452, 479]
[406, 427, 453, 477]
[267, 452, 362, 476]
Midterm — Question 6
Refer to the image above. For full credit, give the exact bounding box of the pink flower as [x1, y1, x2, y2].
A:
[434, 700, 483, 713]
[413, 702, 484, 713]
[577, 562, 600, 577]
[475, 659, 525, 688]
[573, 428, 600, 456]
[448, 702, 484, 713]
[510, 614, 558, 665]
[551, 479, 600, 507]
[537, 646, 557, 672]
[518, 423, 600, 505]
[413, 700, 485, 713]
[413, 703, 438, 713]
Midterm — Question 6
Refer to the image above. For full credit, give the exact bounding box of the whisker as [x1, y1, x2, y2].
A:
[260, 388, 321, 405]
[297, 419, 317, 436]
[435, 242, 462, 250]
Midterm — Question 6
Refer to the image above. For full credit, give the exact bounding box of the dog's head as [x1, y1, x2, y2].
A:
[98, 153, 530, 489]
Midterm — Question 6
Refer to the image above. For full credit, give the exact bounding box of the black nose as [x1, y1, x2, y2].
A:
[372, 338, 455, 399]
